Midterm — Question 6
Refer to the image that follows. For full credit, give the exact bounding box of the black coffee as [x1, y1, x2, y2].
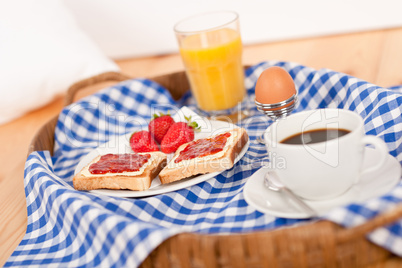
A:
[280, 128, 350, 145]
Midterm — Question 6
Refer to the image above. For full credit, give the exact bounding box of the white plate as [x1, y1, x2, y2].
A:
[74, 106, 250, 198]
[243, 147, 401, 219]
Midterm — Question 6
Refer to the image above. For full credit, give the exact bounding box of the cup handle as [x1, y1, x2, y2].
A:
[356, 135, 389, 183]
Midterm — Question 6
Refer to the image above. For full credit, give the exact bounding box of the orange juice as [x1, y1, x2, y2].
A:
[179, 28, 245, 111]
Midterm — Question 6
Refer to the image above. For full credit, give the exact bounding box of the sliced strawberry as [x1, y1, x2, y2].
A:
[148, 112, 175, 144]
[160, 116, 200, 154]
[129, 130, 159, 153]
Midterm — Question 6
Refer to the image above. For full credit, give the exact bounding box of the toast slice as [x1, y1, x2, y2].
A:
[159, 127, 248, 184]
[73, 151, 167, 191]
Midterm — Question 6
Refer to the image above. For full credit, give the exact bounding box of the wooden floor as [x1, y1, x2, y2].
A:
[1, 27, 402, 266]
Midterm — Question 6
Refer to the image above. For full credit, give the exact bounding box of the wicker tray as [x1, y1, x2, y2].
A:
[28, 71, 402, 267]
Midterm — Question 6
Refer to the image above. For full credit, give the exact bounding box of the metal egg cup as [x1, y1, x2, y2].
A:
[254, 94, 298, 144]
[255, 94, 298, 121]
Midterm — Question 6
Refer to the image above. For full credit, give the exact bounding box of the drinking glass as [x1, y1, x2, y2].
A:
[174, 11, 247, 120]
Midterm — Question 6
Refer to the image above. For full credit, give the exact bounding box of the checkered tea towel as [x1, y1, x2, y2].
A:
[6, 61, 402, 267]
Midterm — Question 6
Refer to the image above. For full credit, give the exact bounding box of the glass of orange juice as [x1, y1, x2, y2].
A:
[174, 11, 246, 118]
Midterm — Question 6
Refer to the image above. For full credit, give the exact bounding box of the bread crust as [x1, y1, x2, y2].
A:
[159, 128, 248, 184]
[73, 151, 167, 191]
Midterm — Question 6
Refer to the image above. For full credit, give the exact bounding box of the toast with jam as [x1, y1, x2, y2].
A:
[159, 127, 248, 184]
[73, 151, 166, 191]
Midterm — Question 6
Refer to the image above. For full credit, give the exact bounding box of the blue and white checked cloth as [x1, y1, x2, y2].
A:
[6, 61, 402, 267]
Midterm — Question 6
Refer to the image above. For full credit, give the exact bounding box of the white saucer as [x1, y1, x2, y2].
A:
[243, 147, 401, 219]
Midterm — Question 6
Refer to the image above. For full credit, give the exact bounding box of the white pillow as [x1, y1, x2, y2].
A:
[0, 0, 120, 125]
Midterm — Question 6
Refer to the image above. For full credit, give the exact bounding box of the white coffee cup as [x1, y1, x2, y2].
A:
[264, 108, 389, 200]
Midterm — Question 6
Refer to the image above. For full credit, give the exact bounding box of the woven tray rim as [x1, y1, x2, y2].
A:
[28, 70, 402, 267]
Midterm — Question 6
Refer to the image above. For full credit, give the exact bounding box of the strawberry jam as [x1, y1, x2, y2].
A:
[174, 132, 231, 163]
[89, 153, 151, 174]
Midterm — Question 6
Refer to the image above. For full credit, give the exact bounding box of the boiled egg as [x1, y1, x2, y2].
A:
[255, 66, 296, 105]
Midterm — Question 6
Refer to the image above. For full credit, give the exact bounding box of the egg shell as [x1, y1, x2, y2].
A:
[255, 66, 296, 105]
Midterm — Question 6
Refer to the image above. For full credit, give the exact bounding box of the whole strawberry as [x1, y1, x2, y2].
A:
[148, 112, 175, 144]
[130, 130, 159, 153]
[161, 116, 199, 154]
